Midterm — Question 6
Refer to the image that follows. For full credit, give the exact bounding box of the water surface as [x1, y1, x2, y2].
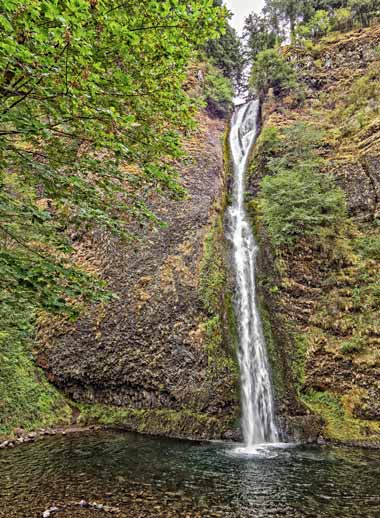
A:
[1, 431, 380, 517]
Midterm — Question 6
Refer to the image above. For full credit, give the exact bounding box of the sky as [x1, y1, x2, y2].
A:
[224, 0, 265, 34]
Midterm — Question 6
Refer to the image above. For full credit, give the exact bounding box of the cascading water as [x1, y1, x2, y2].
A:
[228, 100, 279, 450]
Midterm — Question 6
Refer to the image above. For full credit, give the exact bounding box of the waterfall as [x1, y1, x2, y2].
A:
[228, 100, 279, 448]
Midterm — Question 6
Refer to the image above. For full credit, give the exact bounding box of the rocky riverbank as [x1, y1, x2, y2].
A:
[0, 426, 104, 450]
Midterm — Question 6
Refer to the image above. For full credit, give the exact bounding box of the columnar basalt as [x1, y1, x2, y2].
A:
[37, 113, 240, 440]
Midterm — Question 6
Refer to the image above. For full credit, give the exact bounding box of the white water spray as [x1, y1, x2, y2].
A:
[228, 100, 279, 449]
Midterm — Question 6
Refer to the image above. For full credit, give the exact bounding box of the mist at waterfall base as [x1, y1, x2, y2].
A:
[228, 100, 284, 455]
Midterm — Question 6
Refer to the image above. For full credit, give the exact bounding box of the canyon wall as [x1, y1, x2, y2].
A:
[37, 113, 241, 440]
[251, 26, 380, 445]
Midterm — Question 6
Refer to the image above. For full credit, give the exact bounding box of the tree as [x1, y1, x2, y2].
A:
[202, 64, 234, 118]
[206, 24, 244, 86]
[256, 0, 361, 42]
[330, 7, 353, 32]
[243, 13, 278, 60]
[296, 9, 332, 40]
[263, 0, 346, 36]
[0, 0, 225, 324]
[348, 0, 380, 26]
[263, 0, 309, 39]
[203, 0, 244, 87]
[250, 49, 297, 96]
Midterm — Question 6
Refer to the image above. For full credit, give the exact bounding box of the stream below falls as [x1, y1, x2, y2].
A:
[1, 431, 380, 517]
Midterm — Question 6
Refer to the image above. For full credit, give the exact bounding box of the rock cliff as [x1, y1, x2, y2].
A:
[252, 26, 380, 445]
[37, 113, 240, 440]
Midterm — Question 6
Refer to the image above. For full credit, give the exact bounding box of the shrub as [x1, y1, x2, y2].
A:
[341, 336, 364, 354]
[268, 122, 325, 172]
[257, 122, 347, 247]
[256, 126, 282, 158]
[253, 126, 282, 175]
[259, 170, 347, 246]
[354, 235, 380, 260]
[296, 10, 331, 41]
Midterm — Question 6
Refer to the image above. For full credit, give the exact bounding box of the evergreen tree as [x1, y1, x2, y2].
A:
[205, 0, 244, 86]
[250, 49, 297, 96]
[244, 13, 278, 60]
[264, 0, 301, 37]
[348, 0, 380, 26]
[246, 0, 378, 47]
[206, 25, 244, 85]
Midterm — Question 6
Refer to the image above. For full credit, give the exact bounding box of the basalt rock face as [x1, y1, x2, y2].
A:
[251, 26, 380, 445]
[289, 27, 380, 221]
[37, 114, 240, 440]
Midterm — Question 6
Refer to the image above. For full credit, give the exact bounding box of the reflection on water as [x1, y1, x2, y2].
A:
[0, 431, 380, 517]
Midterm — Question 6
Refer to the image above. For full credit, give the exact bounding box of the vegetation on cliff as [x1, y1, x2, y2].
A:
[0, 0, 225, 320]
[258, 123, 347, 247]
[199, 208, 239, 405]
[246, 0, 379, 99]
[2, 0, 379, 448]
[245, 0, 379, 56]
[248, 20, 380, 443]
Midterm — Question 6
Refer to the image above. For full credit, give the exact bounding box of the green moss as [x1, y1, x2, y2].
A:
[225, 290, 239, 350]
[199, 219, 239, 389]
[303, 390, 380, 443]
[198, 127, 240, 399]
[77, 404, 234, 439]
[223, 119, 232, 167]
[258, 300, 286, 400]
[199, 219, 226, 315]
[292, 333, 309, 391]
[201, 138, 237, 356]
[303, 390, 344, 418]
[202, 315, 239, 384]
[340, 335, 364, 354]
[0, 331, 72, 438]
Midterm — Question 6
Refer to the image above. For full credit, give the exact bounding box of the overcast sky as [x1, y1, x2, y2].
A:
[225, 0, 265, 34]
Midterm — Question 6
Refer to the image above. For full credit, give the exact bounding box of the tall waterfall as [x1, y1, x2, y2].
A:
[228, 100, 279, 448]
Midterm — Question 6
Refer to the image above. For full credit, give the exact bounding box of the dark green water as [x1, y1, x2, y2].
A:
[1, 431, 380, 517]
